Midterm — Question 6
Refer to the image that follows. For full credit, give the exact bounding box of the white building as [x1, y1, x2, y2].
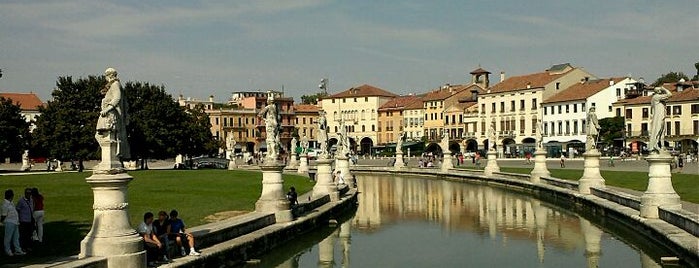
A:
[403, 97, 425, 141]
[541, 77, 635, 156]
[0, 92, 43, 132]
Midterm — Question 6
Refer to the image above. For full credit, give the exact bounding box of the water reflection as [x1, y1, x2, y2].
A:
[246, 174, 681, 267]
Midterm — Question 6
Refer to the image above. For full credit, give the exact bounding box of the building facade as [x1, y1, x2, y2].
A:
[377, 95, 420, 145]
[0, 92, 43, 132]
[294, 104, 320, 149]
[403, 98, 425, 141]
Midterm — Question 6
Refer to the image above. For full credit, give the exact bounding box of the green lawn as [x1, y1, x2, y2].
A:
[0, 169, 313, 266]
[499, 167, 699, 203]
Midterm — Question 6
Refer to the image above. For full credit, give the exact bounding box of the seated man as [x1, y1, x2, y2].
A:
[152, 211, 171, 258]
[169, 210, 201, 256]
[138, 212, 168, 265]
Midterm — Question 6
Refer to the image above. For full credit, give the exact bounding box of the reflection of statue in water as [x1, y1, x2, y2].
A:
[648, 87, 672, 153]
[96, 67, 130, 162]
[258, 95, 281, 161]
[317, 111, 329, 158]
[396, 131, 404, 154]
[300, 134, 309, 154]
[535, 119, 543, 149]
[586, 107, 600, 151]
[488, 122, 497, 151]
[290, 137, 298, 155]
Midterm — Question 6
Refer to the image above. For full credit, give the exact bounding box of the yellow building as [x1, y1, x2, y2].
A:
[377, 95, 421, 145]
[477, 63, 594, 156]
[294, 104, 320, 148]
[403, 97, 425, 141]
[320, 84, 397, 155]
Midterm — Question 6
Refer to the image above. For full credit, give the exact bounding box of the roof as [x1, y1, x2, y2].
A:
[547, 63, 573, 73]
[294, 104, 319, 113]
[613, 85, 698, 106]
[422, 84, 482, 102]
[669, 87, 699, 102]
[378, 95, 421, 111]
[487, 68, 574, 94]
[543, 77, 626, 104]
[470, 67, 491, 75]
[404, 96, 425, 110]
[325, 84, 397, 99]
[0, 92, 43, 110]
[445, 101, 476, 112]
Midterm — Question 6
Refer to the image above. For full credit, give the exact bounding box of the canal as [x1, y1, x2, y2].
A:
[243, 174, 687, 267]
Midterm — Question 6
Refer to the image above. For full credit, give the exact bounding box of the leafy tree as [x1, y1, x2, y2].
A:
[0, 97, 30, 160]
[652, 72, 689, 86]
[32, 76, 103, 162]
[693, 62, 699, 81]
[300, 92, 327, 104]
[598, 117, 624, 145]
[180, 104, 218, 157]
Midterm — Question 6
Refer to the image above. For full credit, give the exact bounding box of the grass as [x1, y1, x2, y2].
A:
[0, 169, 313, 266]
[499, 167, 699, 203]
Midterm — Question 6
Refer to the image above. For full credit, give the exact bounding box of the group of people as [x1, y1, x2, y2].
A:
[2, 188, 44, 257]
[137, 210, 200, 266]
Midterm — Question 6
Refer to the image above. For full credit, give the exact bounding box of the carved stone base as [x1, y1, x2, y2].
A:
[394, 153, 405, 169]
[441, 152, 454, 171]
[80, 172, 145, 267]
[640, 152, 682, 218]
[228, 159, 237, 170]
[298, 154, 309, 174]
[578, 149, 605, 194]
[530, 149, 550, 183]
[484, 151, 500, 176]
[313, 158, 339, 201]
[288, 153, 299, 168]
[255, 163, 292, 221]
[336, 156, 353, 187]
[94, 137, 124, 174]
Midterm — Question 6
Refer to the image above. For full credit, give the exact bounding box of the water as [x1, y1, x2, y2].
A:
[244, 174, 686, 268]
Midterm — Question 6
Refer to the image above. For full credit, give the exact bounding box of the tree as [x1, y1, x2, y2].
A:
[598, 117, 625, 145]
[300, 92, 327, 104]
[0, 97, 30, 161]
[180, 104, 218, 157]
[32, 76, 103, 162]
[652, 72, 689, 86]
[693, 62, 699, 81]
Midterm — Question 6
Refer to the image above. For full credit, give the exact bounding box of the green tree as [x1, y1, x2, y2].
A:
[32, 76, 103, 162]
[300, 92, 327, 104]
[598, 117, 625, 145]
[0, 97, 30, 160]
[652, 72, 690, 86]
[180, 104, 218, 157]
[693, 62, 699, 81]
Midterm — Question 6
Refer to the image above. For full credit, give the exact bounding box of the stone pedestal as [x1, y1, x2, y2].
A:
[483, 150, 500, 176]
[298, 153, 309, 174]
[336, 156, 354, 188]
[20, 153, 30, 171]
[288, 153, 299, 168]
[255, 161, 293, 222]
[441, 152, 454, 171]
[529, 149, 550, 183]
[640, 152, 682, 218]
[578, 149, 605, 194]
[228, 158, 237, 170]
[95, 139, 123, 173]
[313, 158, 339, 201]
[80, 172, 146, 267]
[55, 160, 63, 172]
[394, 152, 405, 168]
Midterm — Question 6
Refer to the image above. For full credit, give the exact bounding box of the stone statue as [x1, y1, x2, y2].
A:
[258, 95, 281, 160]
[586, 107, 600, 151]
[535, 119, 543, 149]
[300, 134, 309, 154]
[488, 121, 497, 151]
[226, 132, 236, 151]
[441, 132, 449, 153]
[396, 131, 404, 154]
[96, 67, 130, 163]
[338, 118, 350, 156]
[317, 110, 329, 158]
[648, 87, 672, 153]
[290, 137, 298, 155]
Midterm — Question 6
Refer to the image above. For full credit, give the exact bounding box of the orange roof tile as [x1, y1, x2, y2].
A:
[325, 84, 397, 99]
[0, 92, 43, 110]
[404, 97, 425, 110]
[294, 104, 319, 112]
[422, 84, 479, 101]
[487, 69, 573, 94]
[470, 67, 491, 75]
[378, 95, 421, 111]
[669, 87, 699, 102]
[543, 77, 626, 104]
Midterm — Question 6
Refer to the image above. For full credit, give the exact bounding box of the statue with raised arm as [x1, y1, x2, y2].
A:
[258, 95, 281, 161]
[290, 136, 298, 155]
[488, 121, 497, 151]
[648, 87, 672, 153]
[96, 67, 130, 165]
[396, 130, 405, 154]
[300, 134, 309, 154]
[535, 119, 543, 149]
[441, 131, 449, 153]
[586, 107, 601, 151]
[317, 110, 329, 158]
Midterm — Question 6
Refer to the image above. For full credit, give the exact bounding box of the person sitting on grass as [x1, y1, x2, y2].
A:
[138, 212, 168, 265]
[152, 211, 171, 258]
[169, 210, 201, 256]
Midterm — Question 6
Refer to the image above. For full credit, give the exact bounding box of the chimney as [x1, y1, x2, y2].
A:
[209, 95, 214, 102]
[609, 79, 614, 86]
[526, 82, 531, 89]
[500, 71, 505, 82]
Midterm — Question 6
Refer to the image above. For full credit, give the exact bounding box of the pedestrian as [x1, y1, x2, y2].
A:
[286, 187, 298, 206]
[560, 154, 566, 168]
[609, 155, 615, 167]
[677, 154, 684, 172]
[31, 188, 44, 243]
[2, 190, 25, 256]
[525, 153, 532, 164]
[16, 188, 34, 252]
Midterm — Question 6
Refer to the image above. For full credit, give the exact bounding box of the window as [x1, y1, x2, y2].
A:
[581, 120, 586, 134]
[675, 121, 680, 136]
[332, 99, 335, 103]
[544, 123, 548, 135]
[520, 118, 525, 134]
[520, 100, 525, 110]
[354, 98, 357, 102]
[666, 122, 671, 136]
[491, 103, 496, 113]
[558, 105, 562, 114]
[565, 121, 570, 135]
[642, 108, 649, 119]
[627, 124, 632, 134]
[694, 120, 699, 135]
[481, 104, 486, 114]
[364, 97, 368, 102]
[692, 104, 699, 114]
[557, 122, 563, 135]
[608, 106, 612, 112]
[555, 82, 561, 89]
[544, 107, 548, 115]
[616, 108, 621, 117]
[532, 98, 537, 109]
[641, 123, 648, 136]
[616, 88, 621, 97]
[582, 103, 586, 112]
[573, 121, 578, 134]
[500, 102, 505, 112]
[573, 104, 577, 113]
[531, 119, 537, 134]
[625, 109, 633, 119]
[372, 125, 375, 131]
[215, 118, 219, 125]
[673, 106, 682, 115]
[342, 98, 346, 103]
[510, 100, 515, 111]
[566, 105, 569, 113]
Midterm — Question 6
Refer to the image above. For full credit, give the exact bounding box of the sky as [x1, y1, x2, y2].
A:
[1, 0, 697, 103]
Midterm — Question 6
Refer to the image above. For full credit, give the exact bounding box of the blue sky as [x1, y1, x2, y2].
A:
[1, 0, 697, 103]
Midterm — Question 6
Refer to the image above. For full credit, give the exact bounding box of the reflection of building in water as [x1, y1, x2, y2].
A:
[353, 174, 586, 259]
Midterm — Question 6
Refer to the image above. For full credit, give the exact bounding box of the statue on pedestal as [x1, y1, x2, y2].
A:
[396, 131, 404, 154]
[317, 110, 329, 158]
[259, 95, 281, 161]
[441, 132, 449, 154]
[586, 107, 600, 151]
[488, 122, 497, 152]
[300, 134, 309, 154]
[648, 87, 672, 153]
[290, 137, 298, 155]
[226, 132, 236, 157]
[535, 119, 543, 149]
[95, 67, 130, 171]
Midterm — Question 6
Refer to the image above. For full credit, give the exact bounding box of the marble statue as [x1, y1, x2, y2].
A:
[488, 122, 497, 151]
[396, 131, 404, 154]
[586, 107, 600, 151]
[317, 110, 329, 157]
[226, 132, 236, 151]
[258, 95, 281, 160]
[648, 87, 672, 153]
[440, 132, 449, 152]
[290, 137, 298, 155]
[96, 67, 130, 162]
[300, 134, 309, 154]
[535, 119, 543, 149]
[338, 118, 350, 156]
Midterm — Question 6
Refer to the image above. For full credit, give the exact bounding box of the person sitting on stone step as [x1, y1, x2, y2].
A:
[138, 212, 168, 264]
[169, 210, 201, 256]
